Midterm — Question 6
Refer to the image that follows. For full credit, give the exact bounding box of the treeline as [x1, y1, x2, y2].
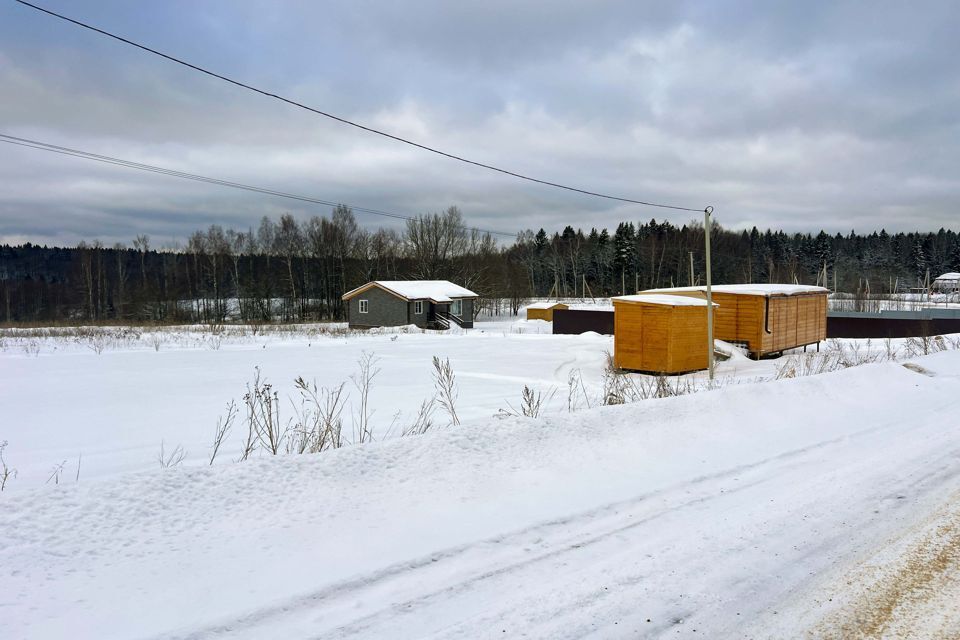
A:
[2, 205, 959, 324]
[517, 222, 960, 298]
[0, 206, 511, 324]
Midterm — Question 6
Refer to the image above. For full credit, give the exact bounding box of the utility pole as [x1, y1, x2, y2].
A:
[704, 206, 715, 381]
[689, 251, 694, 287]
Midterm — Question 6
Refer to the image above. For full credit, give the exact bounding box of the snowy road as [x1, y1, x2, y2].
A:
[2, 351, 960, 638]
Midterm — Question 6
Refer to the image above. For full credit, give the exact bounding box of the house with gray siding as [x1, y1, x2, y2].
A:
[342, 280, 479, 330]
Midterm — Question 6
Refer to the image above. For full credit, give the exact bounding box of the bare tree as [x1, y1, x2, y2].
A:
[273, 214, 304, 320]
[113, 242, 129, 319]
[333, 205, 359, 309]
[369, 228, 402, 279]
[405, 206, 468, 279]
[186, 231, 209, 322]
[133, 234, 150, 291]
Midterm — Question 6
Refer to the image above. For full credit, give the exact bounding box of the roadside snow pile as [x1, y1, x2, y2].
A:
[3, 353, 960, 638]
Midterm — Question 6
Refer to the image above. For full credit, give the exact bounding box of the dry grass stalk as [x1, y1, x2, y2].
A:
[158, 441, 186, 469]
[0, 441, 16, 491]
[432, 356, 460, 426]
[351, 352, 380, 444]
[209, 400, 237, 465]
[402, 398, 438, 436]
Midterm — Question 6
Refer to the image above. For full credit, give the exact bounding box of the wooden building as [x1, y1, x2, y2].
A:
[525, 301, 569, 321]
[611, 294, 715, 374]
[637, 284, 828, 357]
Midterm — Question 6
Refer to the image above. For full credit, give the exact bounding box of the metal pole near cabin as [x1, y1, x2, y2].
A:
[704, 206, 715, 381]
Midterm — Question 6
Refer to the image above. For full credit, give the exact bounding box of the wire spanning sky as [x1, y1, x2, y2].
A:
[1, 0, 958, 246]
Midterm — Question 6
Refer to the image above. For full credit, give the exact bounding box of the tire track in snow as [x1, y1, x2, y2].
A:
[168, 405, 960, 640]
[326, 421, 960, 639]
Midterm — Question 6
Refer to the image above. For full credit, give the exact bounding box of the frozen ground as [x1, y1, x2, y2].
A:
[3, 318, 953, 489]
[0, 317, 590, 486]
[2, 320, 960, 638]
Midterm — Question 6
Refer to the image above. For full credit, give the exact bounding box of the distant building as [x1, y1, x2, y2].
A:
[342, 280, 479, 330]
[932, 272, 960, 293]
[525, 301, 568, 322]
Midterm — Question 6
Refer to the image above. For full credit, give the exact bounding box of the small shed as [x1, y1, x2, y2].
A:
[525, 301, 569, 322]
[612, 294, 715, 374]
[637, 284, 828, 357]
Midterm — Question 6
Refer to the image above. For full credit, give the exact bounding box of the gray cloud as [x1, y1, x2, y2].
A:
[1, 0, 958, 246]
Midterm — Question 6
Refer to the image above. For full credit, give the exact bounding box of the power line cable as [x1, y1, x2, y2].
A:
[0, 133, 518, 237]
[12, 0, 708, 214]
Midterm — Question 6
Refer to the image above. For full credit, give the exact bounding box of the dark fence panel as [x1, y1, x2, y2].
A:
[552, 309, 615, 335]
[553, 309, 960, 339]
[827, 313, 960, 339]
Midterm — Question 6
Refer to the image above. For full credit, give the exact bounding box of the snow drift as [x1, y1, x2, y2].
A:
[2, 353, 960, 638]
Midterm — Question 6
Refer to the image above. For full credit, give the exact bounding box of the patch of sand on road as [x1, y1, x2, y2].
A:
[811, 491, 960, 639]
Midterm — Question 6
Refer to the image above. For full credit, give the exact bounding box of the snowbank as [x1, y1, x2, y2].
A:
[3, 352, 960, 637]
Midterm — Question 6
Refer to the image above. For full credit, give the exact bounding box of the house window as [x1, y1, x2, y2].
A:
[414, 300, 423, 315]
[359, 299, 369, 314]
[451, 299, 463, 316]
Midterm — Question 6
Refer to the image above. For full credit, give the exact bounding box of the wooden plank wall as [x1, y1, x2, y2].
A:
[640, 291, 763, 351]
[712, 293, 764, 350]
[761, 293, 828, 355]
[667, 307, 710, 372]
[614, 302, 709, 373]
[614, 303, 670, 371]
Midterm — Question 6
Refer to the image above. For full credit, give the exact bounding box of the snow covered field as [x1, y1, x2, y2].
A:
[2, 320, 960, 637]
[1, 318, 584, 486]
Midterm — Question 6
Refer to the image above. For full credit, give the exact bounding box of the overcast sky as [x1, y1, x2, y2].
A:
[1, 0, 958, 247]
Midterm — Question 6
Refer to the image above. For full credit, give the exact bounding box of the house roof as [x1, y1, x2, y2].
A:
[613, 294, 716, 307]
[639, 284, 829, 297]
[526, 301, 568, 310]
[342, 280, 479, 303]
[935, 273, 960, 281]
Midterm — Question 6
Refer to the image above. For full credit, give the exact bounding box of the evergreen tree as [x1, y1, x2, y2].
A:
[909, 238, 928, 280]
[949, 238, 960, 271]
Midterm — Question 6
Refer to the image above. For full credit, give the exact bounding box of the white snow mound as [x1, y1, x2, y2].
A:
[3, 352, 960, 638]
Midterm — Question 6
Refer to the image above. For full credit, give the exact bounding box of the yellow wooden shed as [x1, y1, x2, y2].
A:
[611, 294, 715, 374]
[526, 301, 569, 321]
[636, 284, 828, 357]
